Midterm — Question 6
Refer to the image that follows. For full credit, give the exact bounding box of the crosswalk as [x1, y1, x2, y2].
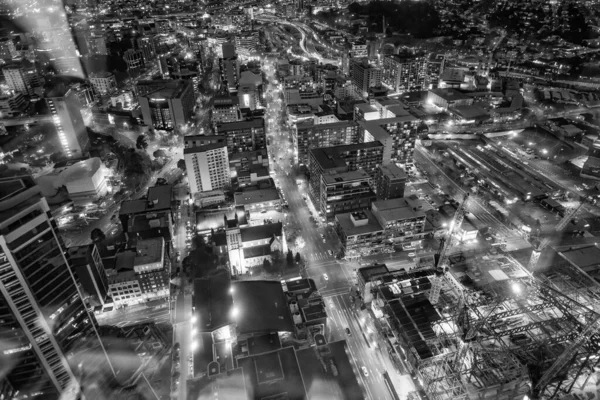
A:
[307, 251, 332, 261]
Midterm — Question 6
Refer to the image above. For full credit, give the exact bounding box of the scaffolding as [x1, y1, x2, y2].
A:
[378, 250, 600, 400]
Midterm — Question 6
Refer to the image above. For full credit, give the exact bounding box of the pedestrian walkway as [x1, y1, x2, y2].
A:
[306, 251, 332, 261]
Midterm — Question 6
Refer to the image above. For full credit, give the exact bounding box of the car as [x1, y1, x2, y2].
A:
[361, 366, 369, 377]
[486, 236, 493, 241]
[345, 327, 351, 335]
[328, 250, 334, 256]
[408, 252, 416, 257]
[320, 233, 324, 238]
[323, 274, 329, 281]
[173, 342, 180, 351]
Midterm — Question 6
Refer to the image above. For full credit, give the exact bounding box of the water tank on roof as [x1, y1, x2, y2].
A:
[293, 312, 302, 325]
[289, 301, 299, 313]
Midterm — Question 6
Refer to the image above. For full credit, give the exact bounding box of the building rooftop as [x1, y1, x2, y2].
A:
[137, 79, 191, 99]
[133, 237, 164, 267]
[335, 210, 383, 236]
[355, 103, 378, 113]
[243, 244, 272, 258]
[67, 245, 93, 267]
[231, 280, 294, 335]
[429, 88, 471, 102]
[90, 71, 114, 78]
[216, 118, 264, 132]
[358, 264, 390, 283]
[114, 250, 136, 272]
[296, 119, 357, 131]
[234, 188, 280, 206]
[558, 245, 600, 273]
[183, 142, 227, 155]
[237, 347, 307, 400]
[120, 185, 172, 215]
[322, 169, 370, 185]
[372, 198, 426, 224]
[379, 163, 407, 181]
[309, 142, 383, 171]
[193, 271, 233, 332]
[240, 222, 282, 243]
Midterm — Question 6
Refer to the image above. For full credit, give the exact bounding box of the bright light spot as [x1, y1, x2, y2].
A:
[231, 306, 239, 319]
[191, 328, 197, 336]
[511, 283, 522, 294]
[188, 198, 194, 205]
[229, 287, 234, 294]
[191, 340, 198, 351]
[191, 315, 197, 324]
[542, 149, 548, 154]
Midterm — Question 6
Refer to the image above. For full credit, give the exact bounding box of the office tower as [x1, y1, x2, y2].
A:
[293, 120, 359, 166]
[89, 72, 117, 95]
[0, 93, 28, 117]
[184, 143, 230, 194]
[219, 42, 239, 93]
[234, 31, 259, 57]
[0, 176, 113, 398]
[123, 49, 145, 72]
[47, 87, 90, 157]
[375, 163, 407, 200]
[350, 58, 382, 98]
[348, 40, 368, 59]
[137, 36, 156, 64]
[137, 79, 195, 130]
[216, 118, 266, 154]
[3, 65, 41, 95]
[382, 54, 428, 93]
[308, 142, 384, 210]
[427, 53, 446, 89]
[68, 244, 109, 306]
[0, 37, 16, 60]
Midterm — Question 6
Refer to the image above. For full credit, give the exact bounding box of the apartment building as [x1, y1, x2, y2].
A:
[293, 120, 359, 166]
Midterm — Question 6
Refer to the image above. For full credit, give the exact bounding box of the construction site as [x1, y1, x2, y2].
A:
[367, 196, 600, 400]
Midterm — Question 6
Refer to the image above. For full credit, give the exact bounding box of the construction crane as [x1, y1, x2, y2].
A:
[533, 314, 600, 398]
[429, 193, 470, 305]
[527, 200, 586, 272]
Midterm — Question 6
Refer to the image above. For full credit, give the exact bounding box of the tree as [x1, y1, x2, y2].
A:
[153, 149, 167, 159]
[295, 252, 301, 264]
[136, 134, 148, 150]
[286, 249, 294, 266]
[177, 159, 186, 171]
[91, 228, 106, 243]
[262, 259, 276, 273]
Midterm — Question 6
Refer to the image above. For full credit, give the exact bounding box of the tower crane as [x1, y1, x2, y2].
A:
[527, 200, 586, 272]
[429, 193, 470, 305]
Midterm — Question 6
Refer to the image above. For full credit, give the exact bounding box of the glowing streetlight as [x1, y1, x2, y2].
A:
[231, 306, 239, 319]
[541, 149, 548, 154]
[191, 340, 199, 351]
[191, 315, 197, 324]
[511, 282, 522, 295]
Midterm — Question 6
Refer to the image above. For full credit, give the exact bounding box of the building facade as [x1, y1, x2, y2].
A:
[47, 88, 90, 158]
[319, 169, 376, 219]
[138, 79, 195, 131]
[216, 118, 266, 154]
[293, 120, 359, 166]
[184, 143, 231, 194]
[89, 72, 117, 95]
[350, 58, 382, 98]
[382, 55, 428, 94]
[0, 177, 113, 398]
[308, 142, 384, 211]
[376, 163, 407, 200]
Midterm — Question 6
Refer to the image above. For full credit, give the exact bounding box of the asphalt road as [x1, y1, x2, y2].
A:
[263, 58, 413, 400]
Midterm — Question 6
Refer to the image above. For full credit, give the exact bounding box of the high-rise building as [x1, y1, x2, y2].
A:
[123, 49, 145, 72]
[0, 176, 113, 398]
[359, 116, 421, 168]
[0, 92, 28, 117]
[89, 72, 117, 95]
[293, 120, 359, 166]
[375, 163, 407, 200]
[318, 169, 376, 219]
[350, 58, 382, 98]
[137, 79, 195, 130]
[382, 54, 428, 94]
[308, 142, 384, 210]
[234, 31, 259, 57]
[137, 36, 156, 64]
[47, 87, 90, 157]
[0, 37, 16, 60]
[185, 142, 230, 194]
[216, 118, 266, 154]
[3, 65, 41, 95]
[68, 244, 109, 306]
[427, 53, 446, 89]
[219, 42, 239, 93]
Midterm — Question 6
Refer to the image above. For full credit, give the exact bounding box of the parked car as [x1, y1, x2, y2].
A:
[345, 327, 351, 336]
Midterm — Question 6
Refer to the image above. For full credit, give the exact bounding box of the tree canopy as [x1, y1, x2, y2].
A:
[91, 228, 106, 243]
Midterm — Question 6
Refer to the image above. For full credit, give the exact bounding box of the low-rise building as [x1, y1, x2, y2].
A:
[0, 92, 28, 117]
[68, 244, 109, 306]
[335, 210, 385, 258]
[212, 95, 242, 124]
[427, 88, 473, 110]
[234, 187, 281, 213]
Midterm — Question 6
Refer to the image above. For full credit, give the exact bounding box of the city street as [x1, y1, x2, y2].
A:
[263, 57, 414, 399]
